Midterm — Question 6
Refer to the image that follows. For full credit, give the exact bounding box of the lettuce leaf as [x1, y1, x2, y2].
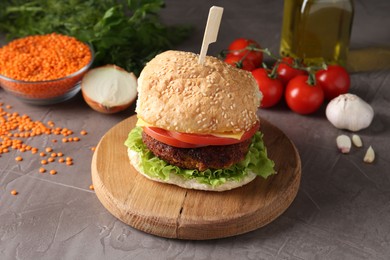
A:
[124, 127, 275, 187]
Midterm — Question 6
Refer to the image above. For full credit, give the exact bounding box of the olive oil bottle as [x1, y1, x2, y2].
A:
[280, 0, 354, 66]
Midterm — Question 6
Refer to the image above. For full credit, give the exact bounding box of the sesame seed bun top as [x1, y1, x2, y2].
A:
[136, 50, 262, 134]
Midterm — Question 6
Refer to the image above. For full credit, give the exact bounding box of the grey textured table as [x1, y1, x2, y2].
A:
[1, 1, 390, 259]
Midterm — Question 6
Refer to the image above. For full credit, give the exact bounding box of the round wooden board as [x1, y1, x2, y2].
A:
[91, 115, 301, 240]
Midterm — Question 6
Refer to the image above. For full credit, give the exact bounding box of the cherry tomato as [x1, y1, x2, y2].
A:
[224, 54, 257, 71]
[316, 65, 350, 100]
[285, 75, 324, 114]
[227, 38, 263, 68]
[171, 121, 260, 146]
[276, 57, 307, 86]
[251, 68, 284, 108]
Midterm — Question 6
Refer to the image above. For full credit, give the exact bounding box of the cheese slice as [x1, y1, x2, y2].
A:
[136, 117, 244, 140]
[136, 117, 153, 127]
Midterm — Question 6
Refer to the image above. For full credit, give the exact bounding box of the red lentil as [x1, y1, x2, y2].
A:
[1, 104, 91, 184]
[11, 189, 18, 195]
[0, 34, 92, 100]
[0, 33, 92, 82]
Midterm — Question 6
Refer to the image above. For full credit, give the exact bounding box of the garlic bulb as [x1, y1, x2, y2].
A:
[326, 93, 374, 131]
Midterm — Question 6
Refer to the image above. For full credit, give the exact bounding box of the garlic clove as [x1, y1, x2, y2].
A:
[326, 93, 374, 132]
[363, 146, 375, 163]
[336, 135, 351, 153]
[352, 134, 363, 147]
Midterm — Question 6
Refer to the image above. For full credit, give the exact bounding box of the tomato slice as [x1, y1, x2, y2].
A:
[170, 121, 260, 146]
[143, 127, 203, 148]
[144, 122, 260, 148]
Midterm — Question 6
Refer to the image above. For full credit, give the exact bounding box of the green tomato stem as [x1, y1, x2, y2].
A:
[307, 72, 317, 86]
[223, 45, 329, 77]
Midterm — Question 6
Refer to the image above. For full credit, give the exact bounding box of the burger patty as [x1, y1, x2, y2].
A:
[142, 131, 252, 171]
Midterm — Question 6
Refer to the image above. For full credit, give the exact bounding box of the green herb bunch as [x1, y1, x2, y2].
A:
[0, 0, 192, 76]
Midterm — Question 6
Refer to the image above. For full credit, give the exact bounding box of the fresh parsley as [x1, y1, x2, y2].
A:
[0, 0, 192, 75]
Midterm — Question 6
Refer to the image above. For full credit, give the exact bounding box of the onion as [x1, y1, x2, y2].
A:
[81, 65, 137, 114]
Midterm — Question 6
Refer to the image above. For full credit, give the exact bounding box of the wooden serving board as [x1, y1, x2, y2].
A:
[91, 115, 301, 240]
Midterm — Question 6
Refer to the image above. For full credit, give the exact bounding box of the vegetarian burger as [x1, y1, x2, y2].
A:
[125, 50, 275, 191]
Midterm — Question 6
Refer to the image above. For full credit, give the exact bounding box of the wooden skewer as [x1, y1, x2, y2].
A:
[198, 6, 224, 65]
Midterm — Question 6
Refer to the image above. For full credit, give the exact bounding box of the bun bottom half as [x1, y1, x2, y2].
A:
[127, 148, 257, 192]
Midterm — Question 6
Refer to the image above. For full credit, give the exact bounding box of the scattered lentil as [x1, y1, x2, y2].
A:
[89, 184, 94, 190]
[1, 103, 92, 191]
[11, 189, 18, 195]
